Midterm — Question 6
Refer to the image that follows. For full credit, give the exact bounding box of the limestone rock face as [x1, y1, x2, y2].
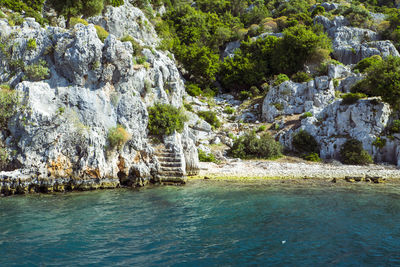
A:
[0, 6, 199, 194]
[315, 15, 400, 64]
[262, 77, 335, 122]
[88, 1, 158, 46]
[278, 98, 392, 162]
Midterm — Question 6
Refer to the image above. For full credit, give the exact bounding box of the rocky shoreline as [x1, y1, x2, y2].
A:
[193, 160, 400, 185]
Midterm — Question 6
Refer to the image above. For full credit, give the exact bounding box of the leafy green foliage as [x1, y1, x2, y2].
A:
[185, 83, 202, 97]
[389, 120, 400, 133]
[372, 137, 386, 149]
[303, 152, 321, 162]
[256, 125, 266, 132]
[341, 92, 367, 105]
[0, 85, 20, 129]
[311, 5, 325, 17]
[148, 103, 187, 136]
[300, 112, 313, 119]
[26, 39, 37, 51]
[351, 56, 400, 109]
[24, 60, 49, 81]
[353, 55, 382, 73]
[107, 125, 131, 149]
[228, 131, 282, 159]
[95, 25, 109, 42]
[47, 0, 104, 22]
[223, 106, 235, 114]
[273, 74, 289, 86]
[291, 71, 312, 83]
[105, 0, 124, 7]
[292, 130, 319, 155]
[340, 139, 373, 165]
[220, 25, 331, 91]
[198, 149, 218, 163]
[197, 111, 221, 129]
[69, 17, 89, 27]
[0, 0, 46, 25]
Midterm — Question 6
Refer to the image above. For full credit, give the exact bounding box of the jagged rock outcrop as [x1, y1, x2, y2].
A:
[89, 1, 158, 46]
[262, 76, 335, 122]
[315, 15, 400, 64]
[278, 98, 396, 163]
[262, 66, 400, 166]
[0, 3, 199, 195]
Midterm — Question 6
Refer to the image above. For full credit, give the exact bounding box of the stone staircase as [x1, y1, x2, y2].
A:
[155, 147, 186, 185]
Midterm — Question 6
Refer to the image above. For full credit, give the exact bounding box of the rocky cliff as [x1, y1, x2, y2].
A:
[0, 2, 199, 195]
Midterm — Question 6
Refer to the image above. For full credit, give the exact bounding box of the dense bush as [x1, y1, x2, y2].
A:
[0, 0, 46, 25]
[148, 103, 187, 136]
[353, 55, 382, 73]
[185, 83, 202, 96]
[95, 25, 109, 42]
[372, 137, 386, 149]
[291, 71, 312, 83]
[228, 131, 282, 159]
[341, 92, 367, 105]
[220, 25, 331, 91]
[273, 74, 290, 86]
[351, 56, 400, 109]
[292, 130, 319, 155]
[47, 0, 104, 23]
[24, 60, 49, 81]
[107, 125, 130, 149]
[105, 0, 124, 7]
[69, 17, 89, 27]
[0, 85, 20, 129]
[340, 139, 373, 165]
[198, 149, 217, 163]
[197, 111, 221, 129]
[26, 39, 37, 51]
[303, 152, 321, 162]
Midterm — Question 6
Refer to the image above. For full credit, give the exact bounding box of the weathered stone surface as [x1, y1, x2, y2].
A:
[88, 1, 158, 46]
[0, 7, 199, 194]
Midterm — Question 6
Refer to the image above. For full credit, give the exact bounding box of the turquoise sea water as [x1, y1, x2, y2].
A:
[1, 181, 400, 266]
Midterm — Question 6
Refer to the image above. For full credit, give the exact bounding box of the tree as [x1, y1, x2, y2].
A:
[47, 0, 104, 25]
[352, 56, 400, 109]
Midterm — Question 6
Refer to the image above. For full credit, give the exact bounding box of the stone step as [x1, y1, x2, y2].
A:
[159, 176, 187, 184]
[158, 171, 185, 177]
[156, 152, 176, 157]
[157, 157, 182, 163]
[160, 162, 182, 168]
[160, 166, 183, 172]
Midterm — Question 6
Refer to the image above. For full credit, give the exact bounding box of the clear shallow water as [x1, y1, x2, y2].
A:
[1, 181, 400, 266]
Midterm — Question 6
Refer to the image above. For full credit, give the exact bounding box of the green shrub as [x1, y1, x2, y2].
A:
[7, 12, 24, 26]
[0, 85, 20, 129]
[24, 60, 49, 81]
[105, 0, 124, 7]
[120, 35, 142, 56]
[340, 139, 373, 165]
[341, 92, 367, 105]
[273, 74, 289, 86]
[197, 111, 221, 129]
[95, 25, 109, 42]
[0, 144, 8, 171]
[300, 112, 313, 119]
[372, 137, 386, 149]
[223, 106, 235, 114]
[148, 103, 187, 136]
[249, 86, 260, 96]
[257, 125, 266, 132]
[303, 152, 321, 162]
[311, 5, 325, 17]
[198, 149, 218, 163]
[350, 56, 400, 109]
[292, 130, 319, 155]
[353, 55, 382, 73]
[183, 103, 193, 112]
[185, 83, 202, 96]
[228, 131, 282, 159]
[291, 71, 312, 83]
[107, 125, 130, 149]
[69, 17, 89, 27]
[26, 39, 37, 51]
[390, 120, 400, 133]
[47, 0, 104, 23]
[239, 90, 252, 100]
